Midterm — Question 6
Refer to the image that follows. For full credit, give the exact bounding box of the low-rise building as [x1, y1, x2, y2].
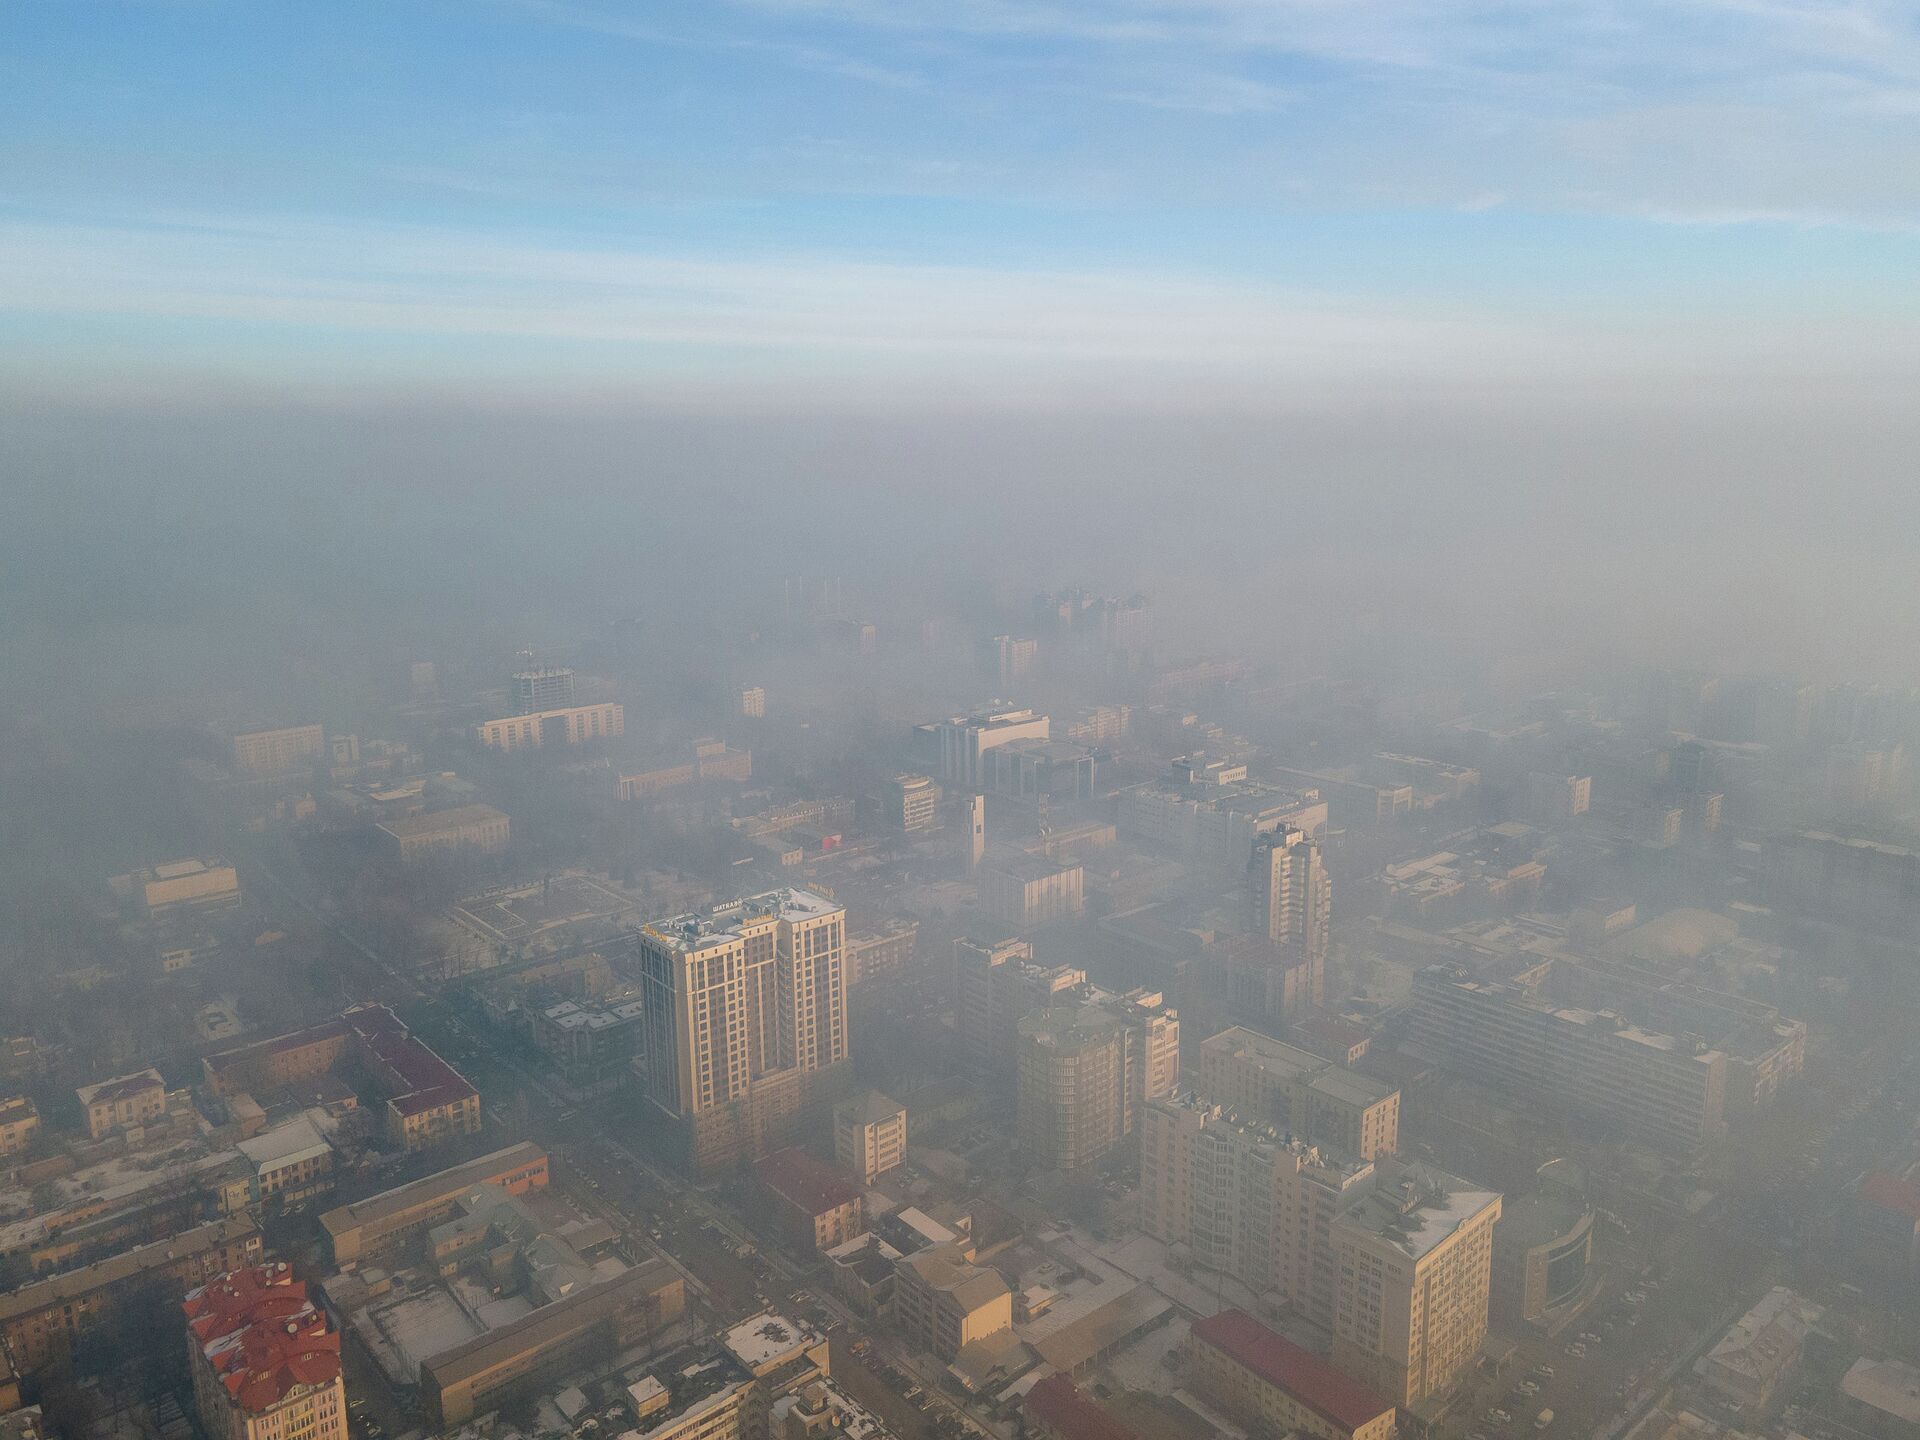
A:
[0, 1097, 39, 1156]
[110, 859, 242, 918]
[236, 1117, 334, 1211]
[1491, 1188, 1594, 1327]
[376, 804, 511, 863]
[184, 1265, 345, 1440]
[320, 1143, 548, 1265]
[833, 1092, 906, 1186]
[0, 1214, 263, 1373]
[77, 1067, 167, 1139]
[616, 738, 750, 798]
[844, 919, 918, 987]
[1694, 1287, 1821, 1417]
[1185, 1309, 1396, 1440]
[1023, 1375, 1144, 1440]
[892, 1244, 1011, 1361]
[231, 725, 325, 775]
[756, 1149, 865, 1253]
[1840, 1357, 1920, 1440]
[824, 1234, 900, 1318]
[421, 1260, 685, 1425]
[476, 702, 625, 752]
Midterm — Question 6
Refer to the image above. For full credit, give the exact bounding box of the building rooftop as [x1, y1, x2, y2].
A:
[319, 1143, 544, 1241]
[1205, 1027, 1395, 1106]
[1860, 1171, 1920, 1223]
[756, 1147, 862, 1215]
[237, 1116, 331, 1172]
[424, 1260, 679, 1387]
[1843, 1357, 1920, 1425]
[376, 804, 508, 840]
[0, 1214, 260, 1323]
[1024, 1375, 1143, 1440]
[899, 1244, 1008, 1312]
[184, 1264, 340, 1415]
[720, 1311, 825, 1373]
[76, 1067, 165, 1108]
[1189, 1309, 1394, 1432]
[1336, 1161, 1501, 1261]
[837, 1090, 905, 1127]
[642, 887, 841, 953]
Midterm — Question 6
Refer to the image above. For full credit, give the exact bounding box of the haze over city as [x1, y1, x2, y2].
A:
[1, 10, 1917, 1440]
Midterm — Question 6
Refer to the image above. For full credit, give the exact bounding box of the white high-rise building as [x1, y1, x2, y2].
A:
[1250, 826, 1330, 970]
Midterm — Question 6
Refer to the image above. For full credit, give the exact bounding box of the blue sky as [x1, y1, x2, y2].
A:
[4, 0, 1917, 403]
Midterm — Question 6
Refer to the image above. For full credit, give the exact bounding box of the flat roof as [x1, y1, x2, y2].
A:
[319, 1143, 545, 1238]
[755, 1147, 862, 1215]
[423, 1260, 679, 1386]
[0, 1215, 259, 1323]
[642, 887, 841, 952]
[1337, 1163, 1501, 1261]
[378, 804, 508, 839]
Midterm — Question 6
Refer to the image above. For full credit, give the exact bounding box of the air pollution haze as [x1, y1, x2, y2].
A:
[1, 8, 1917, 1440]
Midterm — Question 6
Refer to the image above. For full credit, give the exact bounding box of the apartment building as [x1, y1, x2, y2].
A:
[1199, 1027, 1399, 1161]
[1329, 1163, 1502, 1408]
[1249, 827, 1332, 972]
[954, 936, 1084, 1088]
[878, 774, 941, 832]
[0, 1215, 263, 1372]
[231, 725, 325, 776]
[892, 1244, 1012, 1361]
[320, 1143, 548, 1264]
[634, 889, 850, 1173]
[1139, 1095, 1373, 1315]
[755, 1148, 865, 1253]
[1410, 966, 1728, 1152]
[510, 667, 574, 714]
[77, 1067, 167, 1139]
[1184, 1309, 1395, 1440]
[844, 919, 918, 987]
[834, 1091, 906, 1185]
[476, 702, 624, 752]
[184, 1266, 345, 1440]
[0, 1096, 38, 1156]
[376, 804, 511, 864]
[1017, 988, 1179, 1171]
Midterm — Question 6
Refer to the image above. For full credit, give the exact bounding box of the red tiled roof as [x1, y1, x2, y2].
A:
[1861, 1172, 1920, 1223]
[184, 1265, 341, 1415]
[1025, 1375, 1142, 1440]
[1189, 1309, 1392, 1433]
[755, 1147, 861, 1215]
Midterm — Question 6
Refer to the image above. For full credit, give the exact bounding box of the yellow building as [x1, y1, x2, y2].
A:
[77, 1067, 167, 1139]
[1329, 1163, 1502, 1407]
[1199, 1026, 1400, 1161]
[833, 1091, 906, 1185]
[476, 702, 624, 752]
[184, 1266, 345, 1440]
[231, 725, 325, 775]
[0, 1096, 39, 1156]
[893, 1243, 1011, 1361]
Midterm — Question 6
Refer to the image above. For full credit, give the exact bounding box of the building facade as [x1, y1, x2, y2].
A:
[376, 804, 511, 863]
[1250, 827, 1331, 972]
[231, 725, 325, 775]
[980, 857, 1084, 927]
[1017, 989, 1179, 1171]
[511, 667, 575, 714]
[77, 1068, 167, 1139]
[1184, 1309, 1396, 1440]
[834, 1091, 907, 1185]
[184, 1266, 345, 1440]
[892, 1244, 1012, 1361]
[476, 702, 625, 752]
[1199, 1027, 1399, 1162]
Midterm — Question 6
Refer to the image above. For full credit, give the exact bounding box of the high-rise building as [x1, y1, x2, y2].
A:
[1250, 827, 1331, 973]
[184, 1265, 345, 1440]
[475, 701, 623, 751]
[1017, 988, 1178, 1170]
[740, 686, 766, 718]
[511, 666, 575, 714]
[635, 889, 851, 1172]
[914, 706, 1050, 787]
[966, 793, 986, 869]
[1528, 772, 1592, 822]
[980, 855, 1084, 927]
[953, 937, 1083, 1088]
[1119, 757, 1328, 872]
[879, 774, 942, 832]
[834, 1090, 907, 1185]
[1329, 1165, 1501, 1407]
[1199, 1027, 1399, 1161]
[408, 661, 439, 705]
[1409, 966, 1728, 1152]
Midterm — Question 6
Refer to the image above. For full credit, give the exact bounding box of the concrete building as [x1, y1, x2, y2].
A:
[740, 687, 766, 719]
[475, 702, 624, 752]
[755, 1148, 865, 1253]
[421, 1261, 685, 1425]
[203, 1005, 480, 1153]
[983, 739, 1096, 803]
[979, 635, 1039, 689]
[511, 667, 575, 715]
[915, 706, 1050, 789]
[878, 774, 941, 833]
[843, 919, 917, 987]
[1410, 966, 1729, 1152]
[1841, 1357, 1920, 1440]
[952, 937, 1084, 1087]
[834, 1091, 906, 1185]
[1490, 1189, 1594, 1327]
[634, 889, 850, 1173]
[980, 855, 1084, 927]
[320, 1144, 548, 1265]
[77, 1068, 167, 1139]
[111, 859, 241, 918]
[1765, 829, 1919, 934]
[1184, 1309, 1396, 1440]
[0, 1097, 37, 1156]
[617, 739, 753, 798]
[1117, 756, 1328, 871]
[1329, 1162, 1502, 1408]
[1250, 826, 1331, 974]
[0, 1214, 263, 1373]
[184, 1266, 344, 1440]
[376, 804, 510, 864]
[236, 1117, 334, 1211]
[1528, 772, 1593, 822]
[1139, 1095, 1373, 1313]
[892, 1244, 1011, 1361]
[231, 725, 325, 775]
[1694, 1287, 1820, 1417]
[530, 998, 647, 1088]
[1017, 989, 1179, 1171]
[1023, 1375, 1145, 1440]
[1199, 1027, 1399, 1161]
